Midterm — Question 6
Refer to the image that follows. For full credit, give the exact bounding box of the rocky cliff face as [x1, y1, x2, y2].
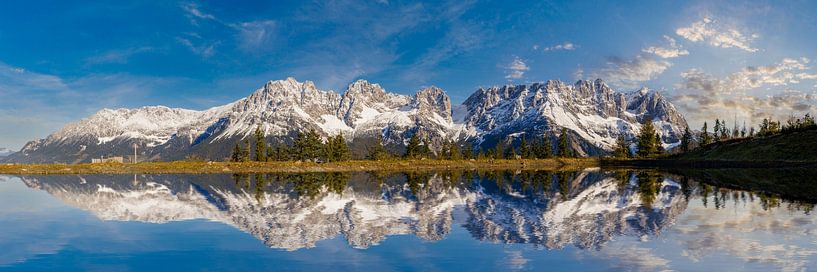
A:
[460, 79, 688, 156]
[19, 170, 687, 250]
[4, 77, 687, 163]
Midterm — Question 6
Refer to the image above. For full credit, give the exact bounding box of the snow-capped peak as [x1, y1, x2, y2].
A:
[7, 77, 688, 163]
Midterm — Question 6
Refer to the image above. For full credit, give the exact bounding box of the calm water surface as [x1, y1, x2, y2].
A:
[1, 168, 816, 271]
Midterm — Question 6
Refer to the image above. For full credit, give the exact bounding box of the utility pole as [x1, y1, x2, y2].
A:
[132, 143, 138, 164]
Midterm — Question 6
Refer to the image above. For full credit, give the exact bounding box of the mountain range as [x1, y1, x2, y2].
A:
[2, 77, 688, 163]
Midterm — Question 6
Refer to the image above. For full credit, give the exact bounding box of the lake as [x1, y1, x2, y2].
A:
[1, 168, 816, 271]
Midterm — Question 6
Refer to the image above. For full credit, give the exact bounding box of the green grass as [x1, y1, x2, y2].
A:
[0, 158, 599, 175]
[672, 129, 817, 162]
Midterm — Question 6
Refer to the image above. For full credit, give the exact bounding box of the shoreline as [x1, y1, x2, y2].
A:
[0, 158, 599, 175]
[4, 157, 814, 175]
[599, 159, 817, 169]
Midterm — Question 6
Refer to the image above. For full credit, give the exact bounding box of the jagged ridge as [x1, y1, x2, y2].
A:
[4, 77, 687, 163]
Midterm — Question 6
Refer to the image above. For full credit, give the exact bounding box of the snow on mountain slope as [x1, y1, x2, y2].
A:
[6, 77, 688, 163]
[53, 105, 227, 147]
[461, 79, 688, 155]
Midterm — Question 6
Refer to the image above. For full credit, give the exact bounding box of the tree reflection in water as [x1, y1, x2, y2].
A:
[16, 168, 817, 251]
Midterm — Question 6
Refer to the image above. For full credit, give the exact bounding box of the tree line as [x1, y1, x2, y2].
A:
[612, 113, 816, 158]
[231, 126, 578, 162]
[696, 113, 815, 148]
[232, 126, 351, 162]
[612, 120, 667, 158]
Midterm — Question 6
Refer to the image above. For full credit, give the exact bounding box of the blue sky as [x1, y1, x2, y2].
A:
[1, 0, 817, 149]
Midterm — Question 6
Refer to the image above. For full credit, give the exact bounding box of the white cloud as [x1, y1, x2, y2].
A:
[674, 58, 817, 126]
[642, 35, 689, 59]
[679, 58, 815, 96]
[504, 57, 529, 80]
[0, 64, 69, 93]
[235, 20, 277, 52]
[573, 66, 584, 80]
[539, 42, 576, 52]
[176, 36, 217, 58]
[595, 243, 671, 272]
[797, 72, 817, 80]
[672, 201, 817, 272]
[182, 2, 216, 25]
[84, 47, 154, 65]
[591, 55, 671, 88]
[502, 250, 529, 270]
[676, 17, 759, 52]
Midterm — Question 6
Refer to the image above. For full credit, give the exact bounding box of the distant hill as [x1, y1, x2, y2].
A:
[674, 129, 817, 162]
[0, 148, 13, 157]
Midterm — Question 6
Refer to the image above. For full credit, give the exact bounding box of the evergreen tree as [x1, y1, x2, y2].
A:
[803, 113, 817, 129]
[759, 118, 770, 136]
[367, 134, 389, 160]
[272, 140, 291, 161]
[495, 139, 506, 159]
[637, 121, 658, 158]
[558, 128, 570, 157]
[519, 137, 531, 159]
[680, 126, 692, 153]
[325, 134, 350, 162]
[720, 121, 729, 140]
[758, 118, 781, 136]
[267, 141, 280, 161]
[613, 135, 630, 158]
[242, 140, 251, 162]
[713, 119, 721, 141]
[732, 120, 740, 138]
[254, 125, 266, 161]
[449, 143, 462, 160]
[530, 137, 542, 158]
[266, 145, 275, 161]
[421, 139, 431, 159]
[324, 136, 336, 161]
[231, 143, 242, 162]
[335, 135, 351, 161]
[477, 148, 486, 160]
[439, 140, 452, 160]
[541, 135, 552, 158]
[293, 131, 307, 160]
[405, 134, 422, 159]
[462, 145, 473, 159]
[700, 122, 712, 146]
[485, 148, 495, 160]
[293, 129, 325, 162]
[655, 134, 664, 154]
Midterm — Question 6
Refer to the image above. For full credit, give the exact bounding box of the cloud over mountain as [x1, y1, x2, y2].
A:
[676, 17, 759, 52]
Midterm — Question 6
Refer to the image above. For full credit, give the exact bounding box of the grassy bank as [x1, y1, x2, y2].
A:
[0, 158, 599, 175]
[672, 129, 817, 162]
[600, 158, 817, 169]
[600, 129, 817, 169]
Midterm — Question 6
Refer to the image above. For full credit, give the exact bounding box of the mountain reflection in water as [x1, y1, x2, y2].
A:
[19, 168, 813, 253]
